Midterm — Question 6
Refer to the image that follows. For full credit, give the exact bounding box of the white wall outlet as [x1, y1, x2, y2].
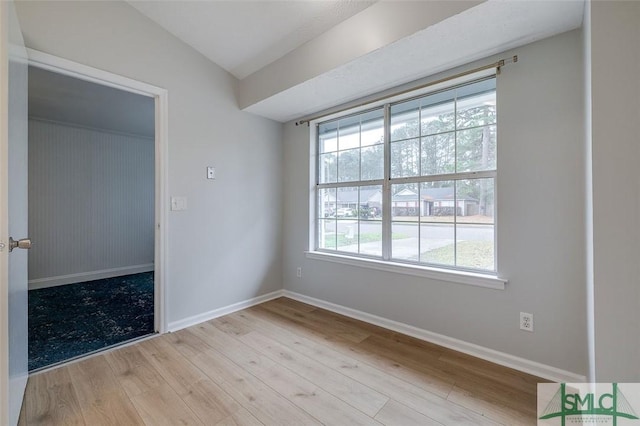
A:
[207, 166, 216, 179]
[520, 312, 534, 332]
[296, 267, 302, 278]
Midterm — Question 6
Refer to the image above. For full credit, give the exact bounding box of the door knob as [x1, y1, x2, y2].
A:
[9, 237, 32, 252]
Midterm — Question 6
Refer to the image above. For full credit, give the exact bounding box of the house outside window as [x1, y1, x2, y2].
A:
[315, 77, 496, 274]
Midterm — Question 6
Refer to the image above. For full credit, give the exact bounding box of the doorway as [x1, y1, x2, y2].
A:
[25, 53, 167, 371]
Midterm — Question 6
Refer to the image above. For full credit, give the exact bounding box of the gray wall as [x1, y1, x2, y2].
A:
[15, 1, 283, 324]
[283, 30, 588, 376]
[15, 1, 640, 382]
[590, 1, 640, 382]
[28, 119, 154, 288]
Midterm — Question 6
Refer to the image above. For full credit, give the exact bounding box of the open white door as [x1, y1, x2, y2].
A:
[1, 1, 29, 425]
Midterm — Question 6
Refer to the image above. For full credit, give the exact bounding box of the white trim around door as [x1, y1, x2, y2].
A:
[26, 48, 169, 333]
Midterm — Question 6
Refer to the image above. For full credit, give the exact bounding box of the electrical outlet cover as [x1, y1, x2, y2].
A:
[520, 312, 534, 332]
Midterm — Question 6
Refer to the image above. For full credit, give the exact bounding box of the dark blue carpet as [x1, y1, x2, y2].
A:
[28, 272, 154, 371]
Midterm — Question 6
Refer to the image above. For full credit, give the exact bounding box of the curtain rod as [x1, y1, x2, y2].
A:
[295, 55, 518, 126]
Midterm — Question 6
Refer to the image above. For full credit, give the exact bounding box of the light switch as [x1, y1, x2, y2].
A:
[207, 166, 215, 179]
[171, 196, 187, 211]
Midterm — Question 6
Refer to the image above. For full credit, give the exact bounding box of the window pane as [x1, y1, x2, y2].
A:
[456, 178, 495, 271]
[318, 152, 337, 183]
[421, 100, 455, 136]
[318, 219, 336, 250]
[359, 183, 383, 257]
[337, 148, 360, 182]
[421, 132, 455, 176]
[456, 91, 496, 130]
[420, 223, 455, 267]
[420, 181, 455, 219]
[318, 124, 338, 154]
[359, 185, 382, 220]
[318, 188, 337, 219]
[456, 224, 494, 271]
[390, 98, 420, 141]
[392, 183, 419, 221]
[392, 222, 418, 261]
[338, 123, 360, 151]
[361, 110, 384, 147]
[456, 178, 494, 222]
[361, 144, 383, 181]
[337, 219, 359, 253]
[391, 138, 419, 178]
[358, 221, 382, 257]
[456, 125, 496, 173]
[335, 187, 358, 217]
[315, 78, 498, 275]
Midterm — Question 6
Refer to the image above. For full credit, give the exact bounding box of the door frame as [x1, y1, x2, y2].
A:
[26, 49, 169, 335]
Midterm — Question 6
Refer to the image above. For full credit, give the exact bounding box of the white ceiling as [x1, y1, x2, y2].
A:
[127, 0, 585, 123]
[128, 0, 376, 79]
[246, 0, 586, 122]
[30, 1, 584, 128]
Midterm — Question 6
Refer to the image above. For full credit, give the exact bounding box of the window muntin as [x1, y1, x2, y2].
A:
[315, 78, 497, 274]
[318, 109, 384, 184]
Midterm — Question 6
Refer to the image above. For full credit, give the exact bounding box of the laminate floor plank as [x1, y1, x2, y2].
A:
[234, 309, 498, 425]
[173, 326, 320, 425]
[23, 367, 85, 426]
[136, 335, 207, 397]
[250, 301, 540, 424]
[438, 349, 546, 394]
[129, 382, 203, 426]
[181, 378, 242, 425]
[190, 347, 322, 425]
[20, 297, 542, 426]
[192, 321, 382, 425]
[210, 314, 253, 337]
[375, 399, 443, 426]
[237, 329, 389, 417]
[238, 307, 455, 398]
[163, 328, 214, 358]
[67, 356, 145, 425]
[268, 297, 318, 313]
[249, 303, 456, 397]
[104, 344, 166, 398]
[259, 301, 371, 343]
[215, 408, 265, 426]
[447, 385, 536, 425]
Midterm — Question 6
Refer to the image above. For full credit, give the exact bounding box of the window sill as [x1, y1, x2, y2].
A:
[304, 251, 507, 290]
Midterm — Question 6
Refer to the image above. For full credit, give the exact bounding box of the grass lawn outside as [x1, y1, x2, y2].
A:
[320, 231, 494, 272]
[422, 240, 494, 270]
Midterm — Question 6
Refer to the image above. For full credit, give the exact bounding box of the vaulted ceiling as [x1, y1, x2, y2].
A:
[129, 0, 585, 123]
[30, 1, 585, 128]
[128, 0, 376, 80]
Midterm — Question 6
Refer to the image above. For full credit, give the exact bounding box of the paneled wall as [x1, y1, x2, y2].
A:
[28, 119, 154, 289]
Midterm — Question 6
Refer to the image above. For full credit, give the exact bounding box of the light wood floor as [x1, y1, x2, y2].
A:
[19, 297, 545, 425]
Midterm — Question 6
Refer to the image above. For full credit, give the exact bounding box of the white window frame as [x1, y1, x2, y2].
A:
[306, 71, 507, 290]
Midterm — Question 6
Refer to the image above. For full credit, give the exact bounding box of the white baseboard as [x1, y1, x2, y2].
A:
[282, 290, 586, 383]
[28, 264, 155, 289]
[167, 290, 284, 332]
